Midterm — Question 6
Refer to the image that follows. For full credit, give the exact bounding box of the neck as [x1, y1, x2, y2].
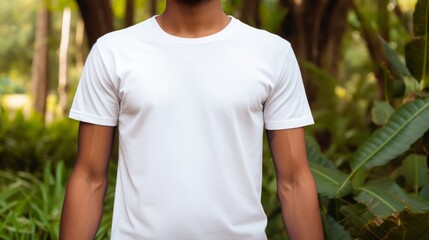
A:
[156, 0, 230, 38]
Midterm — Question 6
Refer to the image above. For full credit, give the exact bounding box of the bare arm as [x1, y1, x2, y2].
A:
[266, 128, 323, 240]
[60, 122, 115, 240]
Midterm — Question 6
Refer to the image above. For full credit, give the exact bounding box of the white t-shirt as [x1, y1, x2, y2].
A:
[70, 16, 313, 240]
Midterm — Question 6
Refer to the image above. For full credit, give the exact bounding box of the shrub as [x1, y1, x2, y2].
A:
[0, 107, 78, 171]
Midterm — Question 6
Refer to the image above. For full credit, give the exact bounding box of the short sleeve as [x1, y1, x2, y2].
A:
[69, 43, 119, 126]
[264, 43, 314, 130]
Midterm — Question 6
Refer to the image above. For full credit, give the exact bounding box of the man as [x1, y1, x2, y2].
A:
[60, 0, 324, 239]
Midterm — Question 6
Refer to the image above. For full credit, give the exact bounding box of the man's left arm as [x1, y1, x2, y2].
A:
[266, 127, 323, 240]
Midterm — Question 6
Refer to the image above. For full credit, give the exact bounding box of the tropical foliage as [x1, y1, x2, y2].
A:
[305, 0, 429, 238]
[1, 0, 428, 239]
[0, 107, 78, 171]
[0, 162, 66, 239]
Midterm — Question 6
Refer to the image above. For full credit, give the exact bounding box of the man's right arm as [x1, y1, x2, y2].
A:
[60, 122, 115, 240]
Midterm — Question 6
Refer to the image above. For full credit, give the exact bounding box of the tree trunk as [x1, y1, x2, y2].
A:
[125, 0, 135, 27]
[150, 0, 157, 16]
[241, 0, 261, 27]
[58, 7, 72, 117]
[31, 7, 50, 118]
[75, 17, 85, 73]
[279, 0, 353, 101]
[353, 2, 395, 99]
[75, 0, 114, 47]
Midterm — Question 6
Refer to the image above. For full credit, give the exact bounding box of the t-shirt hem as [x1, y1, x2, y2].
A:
[69, 110, 117, 126]
[265, 116, 314, 130]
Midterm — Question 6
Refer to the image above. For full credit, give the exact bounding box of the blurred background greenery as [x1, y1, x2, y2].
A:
[1, 0, 429, 239]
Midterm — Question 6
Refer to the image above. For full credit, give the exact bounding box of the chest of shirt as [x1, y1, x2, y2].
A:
[113, 45, 276, 116]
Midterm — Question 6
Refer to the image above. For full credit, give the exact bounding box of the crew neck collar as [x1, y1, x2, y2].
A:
[150, 15, 238, 45]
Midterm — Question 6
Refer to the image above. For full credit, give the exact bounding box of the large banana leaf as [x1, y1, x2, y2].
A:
[355, 179, 429, 218]
[307, 137, 350, 197]
[310, 163, 351, 198]
[369, 179, 429, 211]
[337, 97, 429, 193]
[355, 187, 405, 218]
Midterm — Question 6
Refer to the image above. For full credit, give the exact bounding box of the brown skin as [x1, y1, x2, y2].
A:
[60, 1, 324, 239]
[60, 123, 115, 240]
[156, 0, 230, 38]
[267, 128, 324, 239]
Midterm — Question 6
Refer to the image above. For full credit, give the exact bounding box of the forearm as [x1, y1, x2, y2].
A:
[60, 168, 107, 240]
[278, 170, 323, 240]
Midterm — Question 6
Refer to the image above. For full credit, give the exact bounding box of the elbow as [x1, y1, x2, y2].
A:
[86, 172, 108, 193]
[276, 169, 316, 200]
[276, 176, 298, 200]
[69, 163, 108, 193]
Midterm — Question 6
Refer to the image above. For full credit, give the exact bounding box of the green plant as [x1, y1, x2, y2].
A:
[309, 110, 429, 238]
[0, 161, 117, 240]
[0, 106, 78, 171]
[307, 1, 429, 238]
[357, 209, 429, 240]
[405, 0, 429, 90]
[0, 162, 67, 239]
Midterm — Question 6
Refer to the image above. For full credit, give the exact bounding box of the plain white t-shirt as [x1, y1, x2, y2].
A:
[70, 16, 314, 240]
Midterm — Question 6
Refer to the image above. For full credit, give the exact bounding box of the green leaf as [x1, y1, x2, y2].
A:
[381, 32, 425, 96]
[404, 76, 421, 93]
[337, 98, 429, 193]
[421, 184, 429, 200]
[357, 209, 429, 240]
[310, 163, 351, 198]
[54, 161, 66, 201]
[414, 0, 429, 36]
[408, 0, 429, 88]
[0, 201, 19, 216]
[402, 154, 428, 194]
[366, 178, 429, 212]
[0, 184, 21, 203]
[322, 214, 353, 240]
[306, 136, 336, 169]
[0, 211, 14, 235]
[380, 62, 405, 99]
[340, 204, 374, 234]
[350, 168, 368, 190]
[381, 37, 412, 78]
[355, 186, 405, 218]
[405, 37, 429, 82]
[371, 100, 394, 125]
